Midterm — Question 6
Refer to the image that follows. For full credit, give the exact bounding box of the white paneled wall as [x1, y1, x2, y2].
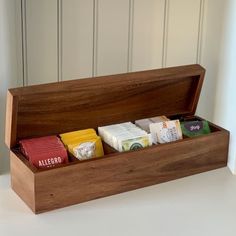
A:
[0, 0, 22, 173]
[24, 0, 58, 85]
[96, 0, 130, 76]
[131, 0, 165, 71]
[62, 0, 94, 80]
[165, 0, 202, 66]
[21, 0, 205, 85]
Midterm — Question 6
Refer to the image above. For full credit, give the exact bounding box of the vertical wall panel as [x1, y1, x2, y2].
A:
[165, 0, 201, 67]
[96, 0, 130, 76]
[132, 0, 165, 71]
[0, 0, 22, 172]
[25, 0, 58, 85]
[62, 0, 94, 81]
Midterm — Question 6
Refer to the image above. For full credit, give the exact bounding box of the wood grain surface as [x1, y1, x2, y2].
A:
[33, 128, 229, 213]
[10, 151, 36, 212]
[5, 91, 18, 148]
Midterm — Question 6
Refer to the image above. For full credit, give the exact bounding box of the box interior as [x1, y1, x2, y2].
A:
[11, 114, 224, 173]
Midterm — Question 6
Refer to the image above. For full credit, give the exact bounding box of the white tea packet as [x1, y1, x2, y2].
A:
[135, 116, 169, 133]
[150, 120, 182, 144]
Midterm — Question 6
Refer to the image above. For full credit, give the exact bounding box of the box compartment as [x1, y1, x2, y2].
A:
[5, 64, 229, 213]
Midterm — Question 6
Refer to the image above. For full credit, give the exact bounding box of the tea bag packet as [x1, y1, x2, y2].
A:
[60, 129, 96, 145]
[150, 120, 183, 144]
[67, 136, 103, 160]
[135, 116, 169, 133]
[19, 136, 68, 169]
[60, 129, 104, 160]
[98, 122, 134, 147]
[98, 122, 152, 152]
[134, 119, 153, 133]
[181, 120, 211, 137]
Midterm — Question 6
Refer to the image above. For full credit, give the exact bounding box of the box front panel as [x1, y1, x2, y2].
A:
[34, 130, 228, 213]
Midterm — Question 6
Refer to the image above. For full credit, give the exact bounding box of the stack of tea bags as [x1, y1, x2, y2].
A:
[98, 122, 152, 152]
[135, 116, 170, 133]
[19, 136, 68, 169]
[150, 120, 183, 144]
[180, 120, 211, 137]
[135, 116, 183, 144]
[60, 129, 104, 160]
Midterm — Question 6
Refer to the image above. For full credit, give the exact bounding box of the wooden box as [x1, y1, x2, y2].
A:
[5, 64, 229, 214]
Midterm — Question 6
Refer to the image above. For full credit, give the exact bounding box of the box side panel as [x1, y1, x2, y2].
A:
[10, 151, 36, 212]
[35, 131, 228, 213]
[5, 91, 18, 148]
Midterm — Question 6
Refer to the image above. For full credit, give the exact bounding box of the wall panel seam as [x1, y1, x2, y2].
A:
[15, 0, 23, 87]
[21, 0, 28, 86]
[162, 0, 169, 68]
[57, 0, 62, 81]
[196, 0, 205, 64]
[92, 0, 98, 77]
[127, 0, 134, 72]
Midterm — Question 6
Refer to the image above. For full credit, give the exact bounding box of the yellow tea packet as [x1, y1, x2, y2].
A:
[60, 129, 96, 143]
[62, 134, 98, 148]
[60, 128, 104, 160]
[67, 136, 104, 160]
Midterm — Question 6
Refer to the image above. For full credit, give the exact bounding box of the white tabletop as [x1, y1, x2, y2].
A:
[0, 167, 235, 236]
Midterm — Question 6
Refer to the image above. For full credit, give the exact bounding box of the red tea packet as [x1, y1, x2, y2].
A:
[19, 136, 68, 169]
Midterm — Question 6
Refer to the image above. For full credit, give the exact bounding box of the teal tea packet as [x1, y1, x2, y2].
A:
[180, 120, 211, 137]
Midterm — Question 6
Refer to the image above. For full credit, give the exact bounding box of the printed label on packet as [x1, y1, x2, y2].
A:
[73, 142, 96, 160]
[119, 135, 151, 152]
[38, 156, 63, 168]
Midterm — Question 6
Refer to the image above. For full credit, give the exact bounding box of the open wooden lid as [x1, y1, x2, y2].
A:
[5, 64, 205, 148]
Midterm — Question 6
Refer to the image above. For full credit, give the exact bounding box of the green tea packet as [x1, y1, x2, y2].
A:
[180, 120, 211, 137]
